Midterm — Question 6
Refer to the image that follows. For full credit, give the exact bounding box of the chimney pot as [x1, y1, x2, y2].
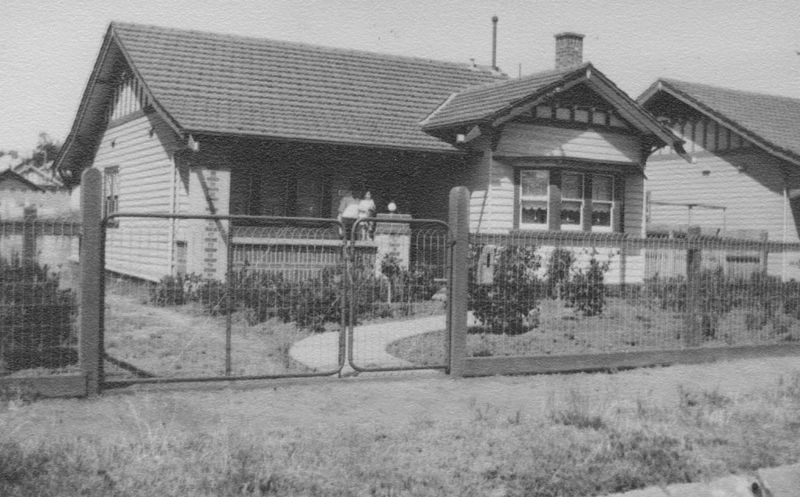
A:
[554, 32, 584, 70]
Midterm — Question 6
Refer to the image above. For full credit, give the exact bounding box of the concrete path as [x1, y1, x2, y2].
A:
[598, 463, 799, 496]
[289, 314, 448, 372]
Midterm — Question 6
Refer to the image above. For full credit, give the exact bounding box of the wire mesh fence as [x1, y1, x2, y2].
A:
[456, 230, 800, 360]
[0, 215, 81, 377]
[99, 213, 453, 382]
[101, 214, 349, 382]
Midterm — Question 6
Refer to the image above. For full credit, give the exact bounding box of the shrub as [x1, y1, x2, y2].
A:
[379, 254, 440, 304]
[468, 244, 543, 335]
[0, 256, 77, 371]
[545, 247, 575, 300]
[565, 249, 611, 317]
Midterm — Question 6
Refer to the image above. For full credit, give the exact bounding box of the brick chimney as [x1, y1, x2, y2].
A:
[554, 32, 584, 70]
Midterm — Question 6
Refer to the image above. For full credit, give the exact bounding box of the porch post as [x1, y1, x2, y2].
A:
[80, 168, 103, 396]
[448, 186, 469, 377]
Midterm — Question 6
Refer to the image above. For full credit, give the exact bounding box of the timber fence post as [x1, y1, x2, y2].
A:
[22, 205, 37, 263]
[448, 186, 469, 377]
[80, 168, 103, 396]
[684, 226, 702, 347]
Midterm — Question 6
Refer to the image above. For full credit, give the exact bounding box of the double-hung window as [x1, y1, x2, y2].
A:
[104, 166, 119, 227]
[591, 175, 613, 231]
[519, 170, 549, 229]
[560, 172, 584, 230]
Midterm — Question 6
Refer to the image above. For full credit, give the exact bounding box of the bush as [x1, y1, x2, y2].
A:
[380, 254, 440, 304]
[468, 245, 543, 335]
[545, 248, 575, 300]
[0, 256, 77, 371]
[566, 250, 611, 317]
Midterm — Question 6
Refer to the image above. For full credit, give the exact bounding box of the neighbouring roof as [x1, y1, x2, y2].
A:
[639, 78, 800, 165]
[0, 169, 45, 192]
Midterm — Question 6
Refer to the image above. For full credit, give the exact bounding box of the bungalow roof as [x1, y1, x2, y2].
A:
[639, 79, 800, 165]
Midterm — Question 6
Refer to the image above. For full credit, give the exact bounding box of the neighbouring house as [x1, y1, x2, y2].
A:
[0, 162, 71, 219]
[639, 79, 800, 279]
[12, 162, 65, 191]
[55, 22, 683, 282]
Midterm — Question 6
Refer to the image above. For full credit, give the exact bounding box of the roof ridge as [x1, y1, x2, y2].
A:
[453, 62, 589, 96]
[660, 77, 800, 104]
[110, 21, 505, 75]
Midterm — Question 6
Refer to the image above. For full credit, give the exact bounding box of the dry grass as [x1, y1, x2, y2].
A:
[103, 291, 313, 379]
[2, 368, 800, 496]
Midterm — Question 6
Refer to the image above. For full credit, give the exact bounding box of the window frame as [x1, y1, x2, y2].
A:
[559, 171, 584, 231]
[590, 174, 614, 232]
[518, 169, 550, 230]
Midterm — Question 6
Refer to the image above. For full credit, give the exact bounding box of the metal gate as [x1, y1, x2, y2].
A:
[98, 213, 450, 389]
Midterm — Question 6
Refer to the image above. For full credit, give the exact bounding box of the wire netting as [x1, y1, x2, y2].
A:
[0, 216, 81, 377]
[461, 230, 800, 359]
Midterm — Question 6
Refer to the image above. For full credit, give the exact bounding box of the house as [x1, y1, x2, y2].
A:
[12, 162, 65, 191]
[639, 79, 800, 279]
[55, 22, 682, 282]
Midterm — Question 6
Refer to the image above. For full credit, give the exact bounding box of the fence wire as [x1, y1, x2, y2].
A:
[465, 231, 800, 359]
[101, 214, 349, 382]
[0, 215, 81, 377]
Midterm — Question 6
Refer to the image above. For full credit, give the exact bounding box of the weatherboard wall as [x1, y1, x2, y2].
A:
[93, 111, 181, 282]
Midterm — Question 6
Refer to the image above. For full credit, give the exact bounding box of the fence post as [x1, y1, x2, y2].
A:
[22, 205, 37, 263]
[760, 232, 769, 275]
[447, 186, 469, 377]
[79, 168, 103, 396]
[684, 226, 702, 347]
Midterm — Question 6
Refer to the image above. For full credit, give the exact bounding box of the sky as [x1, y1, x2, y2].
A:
[1, 0, 799, 154]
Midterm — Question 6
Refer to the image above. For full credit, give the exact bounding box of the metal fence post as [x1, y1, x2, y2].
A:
[684, 226, 702, 347]
[79, 168, 103, 396]
[448, 186, 469, 377]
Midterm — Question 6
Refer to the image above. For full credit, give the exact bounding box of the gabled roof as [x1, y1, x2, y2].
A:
[421, 65, 578, 129]
[58, 21, 505, 173]
[639, 78, 800, 166]
[421, 63, 684, 153]
[0, 169, 45, 192]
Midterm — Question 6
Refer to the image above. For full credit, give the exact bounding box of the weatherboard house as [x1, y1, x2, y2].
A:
[639, 79, 800, 279]
[55, 23, 683, 282]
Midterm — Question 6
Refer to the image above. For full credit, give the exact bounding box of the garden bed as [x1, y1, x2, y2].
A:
[388, 297, 800, 366]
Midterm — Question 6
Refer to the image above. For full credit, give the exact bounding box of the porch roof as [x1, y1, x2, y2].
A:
[110, 22, 504, 152]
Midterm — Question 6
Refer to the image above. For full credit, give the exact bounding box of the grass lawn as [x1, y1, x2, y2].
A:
[388, 297, 800, 366]
[2, 357, 800, 496]
[103, 290, 316, 379]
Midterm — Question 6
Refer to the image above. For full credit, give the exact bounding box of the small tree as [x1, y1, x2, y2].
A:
[468, 245, 543, 335]
[566, 249, 611, 317]
[545, 247, 576, 300]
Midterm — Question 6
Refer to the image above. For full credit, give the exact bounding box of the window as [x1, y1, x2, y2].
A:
[560, 172, 584, 230]
[518, 168, 617, 232]
[591, 175, 613, 230]
[519, 170, 549, 228]
[104, 166, 119, 227]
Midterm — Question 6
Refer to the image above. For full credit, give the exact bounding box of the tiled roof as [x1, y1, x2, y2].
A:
[110, 22, 505, 152]
[648, 79, 800, 163]
[421, 64, 584, 129]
